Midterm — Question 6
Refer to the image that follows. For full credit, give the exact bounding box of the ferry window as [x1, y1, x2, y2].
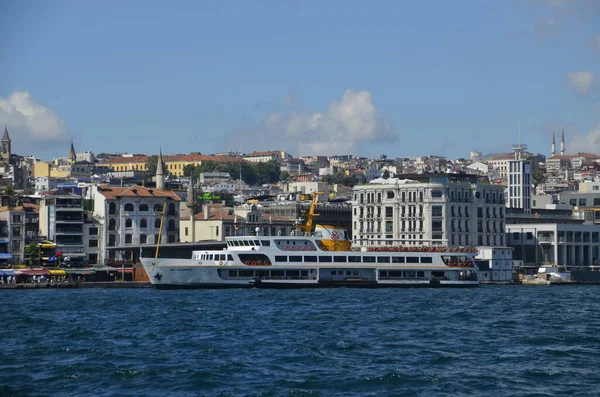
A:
[289, 256, 302, 262]
[348, 256, 361, 263]
[240, 270, 254, 277]
[261, 240, 271, 246]
[421, 257, 433, 263]
[404, 271, 416, 278]
[300, 270, 308, 276]
[304, 255, 317, 262]
[254, 240, 260, 246]
[271, 270, 284, 277]
[432, 271, 445, 278]
[363, 256, 376, 263]
[353, 271, 359, 276]
[406, 257, 419, 263]
[227, 255, 234, 261]
[389, 270, 402, 277]
[392, 257, 405, 263]
[318, 256, 332, 262]
[346, 271, 352, 275]
[334, 256, 347, 263]
[220, 254, 226, 261]
[209, 254, 214, 260]
[417, 271, 425, 278]
[229, 270, 239, 277]
[286, 270, 300, 277]
[275, 255, 287, 262]
[380, 270, 388, 277]
[377, 256, 390, 263]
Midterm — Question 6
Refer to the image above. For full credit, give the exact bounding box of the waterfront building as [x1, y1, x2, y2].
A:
[39, 194, 86, 267]
[0, 204, 25, 264]
[351, 174, 506, 248]
[92, 184, 180, 263]
[475, 246, 514, 282]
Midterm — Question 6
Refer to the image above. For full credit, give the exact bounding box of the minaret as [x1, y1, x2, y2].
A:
[68, 139, 76, 165]
[1, 125, 11, 162]
[560, 129, 565, 155]
[551, 132, 556, 156]
[156, 149, 165, 190]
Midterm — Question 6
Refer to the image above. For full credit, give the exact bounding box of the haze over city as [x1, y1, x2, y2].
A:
[1, 0, 599, 160]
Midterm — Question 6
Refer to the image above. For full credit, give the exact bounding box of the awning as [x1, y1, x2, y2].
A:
[65, 269, 96, 275]
[48, 269, 67, 276]
[0, 253, 12, 260]
[19, 269, 50, 276]
[116, 269, 133, 273]
[0, 269, 16, 276]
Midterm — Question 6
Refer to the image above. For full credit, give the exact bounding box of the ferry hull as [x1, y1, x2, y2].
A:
[254, 279, 479, 289]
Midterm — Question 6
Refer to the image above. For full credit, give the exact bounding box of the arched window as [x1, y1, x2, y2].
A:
[154, 204, 162, 212]
[125, 234, 132, 244]
[140, 234, 147, 244]
[109, 218, 116, 231]
[168, 234, 176, 243]
[387, 191, 395, 199]
[125, 218, 132, 228]
[168, 219, 176, 232]
[109, 202, 116, 215]
[140, 218, 147, 229]
[139, 203, 149, 212]
[124, 203, 134, 212]
[168, 203, 176, 216]
[155, 219, 161, 228]
[108, 234, 116, 246]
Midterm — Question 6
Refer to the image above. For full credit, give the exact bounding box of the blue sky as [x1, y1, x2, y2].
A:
[1, 0, 599, 161]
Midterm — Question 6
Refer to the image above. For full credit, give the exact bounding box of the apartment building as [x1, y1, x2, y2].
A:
[352, 174, 506, 247]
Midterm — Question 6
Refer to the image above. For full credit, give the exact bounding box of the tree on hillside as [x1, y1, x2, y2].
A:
[183, 164, 202, 179]
[532, 169, 546, 188]
[280, 171, 291, 181]
[382, 170, 390, 179]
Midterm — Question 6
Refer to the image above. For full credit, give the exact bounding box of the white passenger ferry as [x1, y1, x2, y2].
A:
[140, 224, 479, 289]
[141, 193, 478, 289]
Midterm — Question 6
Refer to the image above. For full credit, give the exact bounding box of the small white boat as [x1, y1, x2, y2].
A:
[521, 266, 571, 285]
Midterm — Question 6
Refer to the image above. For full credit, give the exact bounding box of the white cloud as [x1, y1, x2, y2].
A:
[569, 124, 600, 154]
[566, 71, 595, 95]
[229, 90, 396, 156]
[0, 90, 68, 150]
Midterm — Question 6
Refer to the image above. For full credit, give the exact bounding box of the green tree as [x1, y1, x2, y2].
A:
[183, 164, 202, 179]
[532, 169, 546, 187]
[25, 243, 39, 269]
[256, 160, 280, 185]
[382, 170, 390, 179]
[3, 186, 14, 196]
[280, 171, 291, 181]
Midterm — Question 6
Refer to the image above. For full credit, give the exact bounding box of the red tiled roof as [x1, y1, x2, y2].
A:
[96, 185, 180, 200]
[23, 203, 40, 213]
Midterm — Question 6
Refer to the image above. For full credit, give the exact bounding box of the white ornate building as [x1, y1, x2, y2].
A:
[352, 174, 506, 248]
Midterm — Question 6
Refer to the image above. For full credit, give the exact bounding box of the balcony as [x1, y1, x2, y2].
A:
[55, 216, 84, 223]
[55, 228, 84, 235]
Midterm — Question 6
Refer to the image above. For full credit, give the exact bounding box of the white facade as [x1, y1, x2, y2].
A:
[475, 246, 513, 282]
[352, 175, 506, 248]
[506, 223, 600, 267]
[507, 145, 532, 214]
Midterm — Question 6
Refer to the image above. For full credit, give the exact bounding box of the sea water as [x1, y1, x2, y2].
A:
[1, 286, 599, 396]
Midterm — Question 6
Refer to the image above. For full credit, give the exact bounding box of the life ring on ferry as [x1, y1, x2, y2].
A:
[244, 261, 250, 266]
[219, 261, 224, 265]
[251, 261, 257, 266]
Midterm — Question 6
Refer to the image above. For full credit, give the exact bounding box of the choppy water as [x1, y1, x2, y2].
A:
[1, 286, 599, 396]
